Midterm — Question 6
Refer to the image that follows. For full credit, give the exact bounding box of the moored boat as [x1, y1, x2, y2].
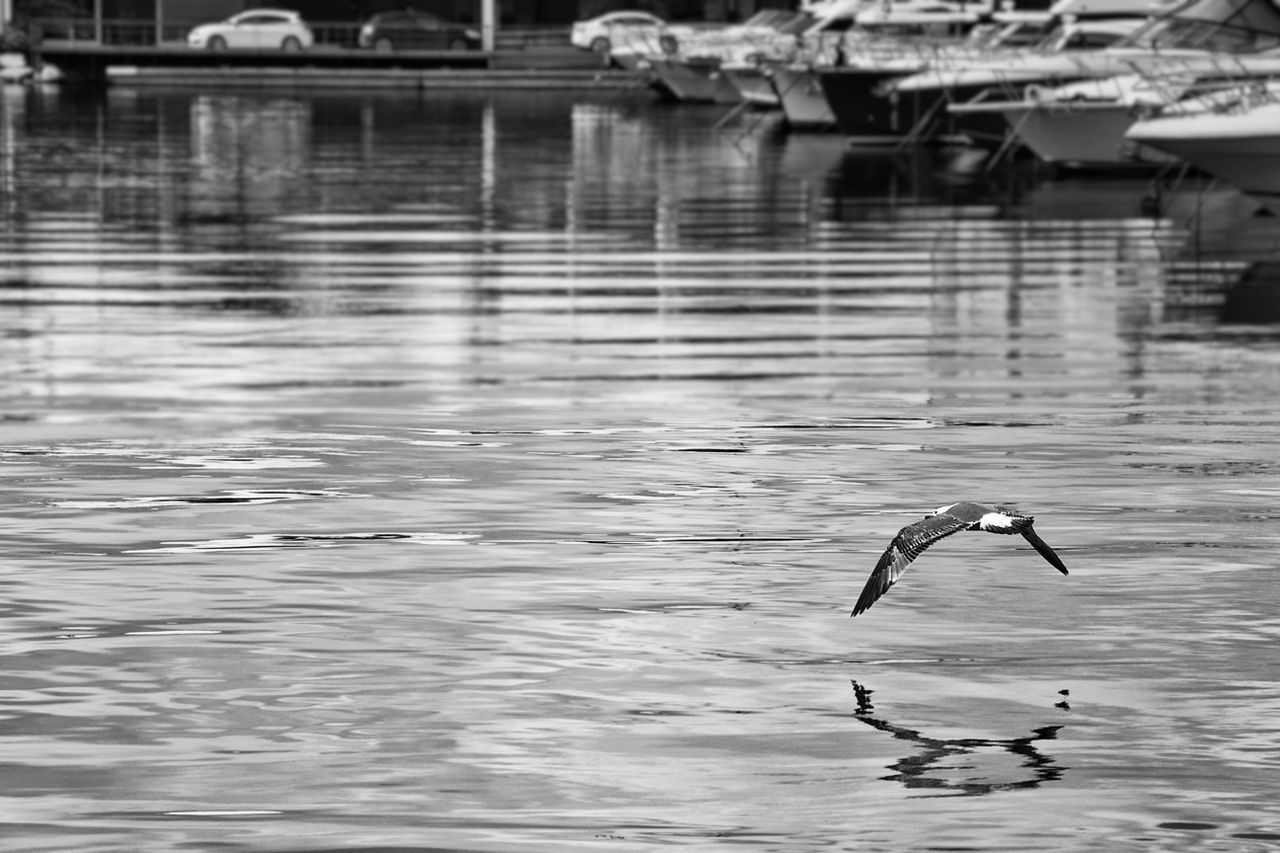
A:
[875, 7, 1148, 148]
[775, 0, 996, 135]
[1126, 81, 1280, 210]
[771, 61, 839, 127]
[646, 0, 863, 104]
[903, 0, 1280, 154]
[946, 73, 1185, 167]
[722, 60, 784, 106]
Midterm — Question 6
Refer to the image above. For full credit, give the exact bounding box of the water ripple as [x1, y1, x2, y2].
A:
[4, 87, 1280, 853]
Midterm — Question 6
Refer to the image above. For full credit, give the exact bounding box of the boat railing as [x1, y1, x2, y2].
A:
[946, 52, 1099, 103]
[1121, 14, 1280, 56]
[794, 29, 986, 69]
[1119, 53, 1280, 116]
[877, 35, 1050, 73]
[651, 27, 812, 62]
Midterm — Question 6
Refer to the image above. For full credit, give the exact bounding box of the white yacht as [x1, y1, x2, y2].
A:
[769, 1, 995, 131]
[817, 0, 1150, 144]
[1126, 80, 1280, 210]
[647, 0, 863, 104]
[947, 73, 1186, 167]
[938, 0, 1280, 163]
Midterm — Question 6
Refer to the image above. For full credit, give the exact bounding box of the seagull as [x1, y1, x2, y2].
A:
[852, 502, 1068, 617]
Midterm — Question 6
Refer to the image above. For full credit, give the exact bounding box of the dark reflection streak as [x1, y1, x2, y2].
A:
[850, 680, 1066, 797]
[513, 372, 932, 383]
[549, 335, 936, 345]
[161, 305, 928, 318]
[1220, 261, 1280, 324]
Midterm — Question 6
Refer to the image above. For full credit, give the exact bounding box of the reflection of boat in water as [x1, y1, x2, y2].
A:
[851, 680, 1067, 796]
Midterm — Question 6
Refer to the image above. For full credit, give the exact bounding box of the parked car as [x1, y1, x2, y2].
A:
[569, 10, 665, 53]
[187, 9, 313, 51]
[357, 10, 482, 52]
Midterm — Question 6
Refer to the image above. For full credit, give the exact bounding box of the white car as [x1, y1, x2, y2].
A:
[569, 10, 665, 53]
[187, 9, 314, 51]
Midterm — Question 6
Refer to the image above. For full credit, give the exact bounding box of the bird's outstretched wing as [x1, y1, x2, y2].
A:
[852, 512, 972, 616]
[1021, 525, 1069, 575]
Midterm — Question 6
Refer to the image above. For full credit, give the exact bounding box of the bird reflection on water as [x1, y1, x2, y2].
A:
[850, 681, 1068, 797]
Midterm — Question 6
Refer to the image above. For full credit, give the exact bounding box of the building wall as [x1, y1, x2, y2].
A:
[156, 0, 241, 28]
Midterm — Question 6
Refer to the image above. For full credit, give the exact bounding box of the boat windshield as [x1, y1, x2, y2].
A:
[987, 19, 1083, 51]
[1034, 20, 1140, 49]
[1116, 0, 1280, 50]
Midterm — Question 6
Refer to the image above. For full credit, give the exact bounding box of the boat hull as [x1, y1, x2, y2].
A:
[1129, 105, 1280, 209]
[814, 66, 916, 142]
[817, 66, 916, 143]
[816, 67, 988, 145]
[649, 57, 741, 103]
[722, 65, 779, 107]
[960, 100, 1174, 169]
[770, 64, 835, 129]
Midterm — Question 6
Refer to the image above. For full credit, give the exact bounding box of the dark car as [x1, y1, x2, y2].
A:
[357, 10, 482, 52]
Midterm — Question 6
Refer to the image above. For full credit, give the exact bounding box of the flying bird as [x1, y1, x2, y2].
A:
[852, 502, 1068, 617]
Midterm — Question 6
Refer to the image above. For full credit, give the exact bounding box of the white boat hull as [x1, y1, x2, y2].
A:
[770, 64, 835, 129]
[721, 65, 779, 107]
[958, 100, 1175, 169]
[1128, 103, 1280, 208]
[649, 57, 742, 103]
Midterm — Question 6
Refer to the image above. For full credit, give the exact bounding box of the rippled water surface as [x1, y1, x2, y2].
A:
[4, 85, 1280, 852]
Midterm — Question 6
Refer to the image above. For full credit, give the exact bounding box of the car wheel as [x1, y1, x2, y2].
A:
[447, 37, 468, 51]
[207, 35, 226, 50]
[374, 37, 394, 53]
[281, 36, 303, 51]
[589, 36, 610, 53]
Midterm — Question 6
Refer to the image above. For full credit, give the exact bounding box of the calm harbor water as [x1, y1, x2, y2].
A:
[4, 84, 1280, 852]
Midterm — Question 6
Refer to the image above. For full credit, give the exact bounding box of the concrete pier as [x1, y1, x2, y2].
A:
[31, 42, 645, 89]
